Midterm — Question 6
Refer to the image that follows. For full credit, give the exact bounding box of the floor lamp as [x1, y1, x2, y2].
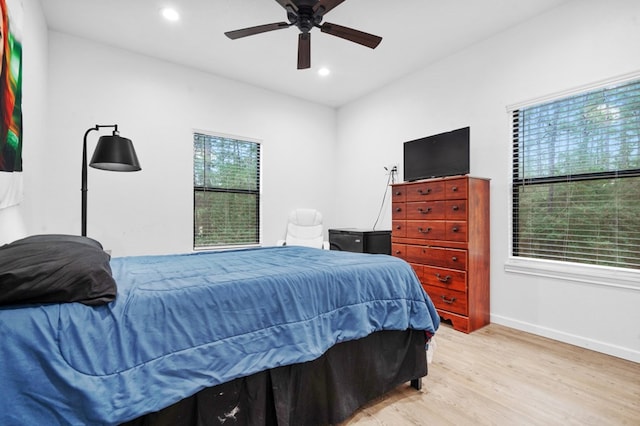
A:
[82, 124, 141, 237]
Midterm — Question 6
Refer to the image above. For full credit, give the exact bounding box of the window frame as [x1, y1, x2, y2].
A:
[505, 72, 640, 289]
[193, 130, 262, 250]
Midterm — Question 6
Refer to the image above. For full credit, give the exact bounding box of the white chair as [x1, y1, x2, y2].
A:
[276, 208, 329, 249]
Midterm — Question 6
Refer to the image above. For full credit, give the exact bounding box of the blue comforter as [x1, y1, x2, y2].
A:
[0, 246, 439, 425]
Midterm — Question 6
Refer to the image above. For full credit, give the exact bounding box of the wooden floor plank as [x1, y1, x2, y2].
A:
[340, 324, 640, 425]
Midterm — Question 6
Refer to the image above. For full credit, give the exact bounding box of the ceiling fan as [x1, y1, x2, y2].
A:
[224, 0, 382, 70]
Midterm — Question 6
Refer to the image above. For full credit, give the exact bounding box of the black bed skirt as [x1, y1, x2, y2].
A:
[121, 329, 427, 426]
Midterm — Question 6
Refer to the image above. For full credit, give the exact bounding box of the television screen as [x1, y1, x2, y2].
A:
[403, 127, 470, 181]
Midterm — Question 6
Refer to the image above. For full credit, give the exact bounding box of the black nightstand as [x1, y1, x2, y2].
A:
[328, 229, 391, 255]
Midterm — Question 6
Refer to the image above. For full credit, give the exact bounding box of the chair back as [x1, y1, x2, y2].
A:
[284, 208, 325, 249]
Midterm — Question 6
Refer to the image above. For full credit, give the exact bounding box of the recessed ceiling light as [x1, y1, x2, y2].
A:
[161, 7, 180, 22]
[318, 67, 331, 77]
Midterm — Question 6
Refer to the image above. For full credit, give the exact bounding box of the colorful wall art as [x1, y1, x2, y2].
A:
[0, 0, 22, 209]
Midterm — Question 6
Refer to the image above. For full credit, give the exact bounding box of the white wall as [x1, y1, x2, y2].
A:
[44, 32, 337, 256]
[335, 0, 640, 361]
[0, 0, 47, 244]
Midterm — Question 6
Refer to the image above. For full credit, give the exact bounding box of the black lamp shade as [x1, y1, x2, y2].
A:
[90, 135, 141, 171]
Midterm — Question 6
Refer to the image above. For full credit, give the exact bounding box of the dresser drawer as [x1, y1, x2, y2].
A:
[445, 200, 467, 220]
[421, 266, 466, 291]
[446, 221, 467, 242]
[445, 178, 468, 199]
[406, 201, 445, 220]
[406, 181, 445, 202]
[405, 220, 446, 240]
[391, 243, 406, 258]
[424, 284, 468, 316]
[392, 220, 406, 237]
[391, 186, 406, 203]
[392, 202, 406, 220]
[405, 245, 467, 270]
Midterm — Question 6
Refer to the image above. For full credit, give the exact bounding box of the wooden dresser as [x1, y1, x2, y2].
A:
[391, 175, 490, 333]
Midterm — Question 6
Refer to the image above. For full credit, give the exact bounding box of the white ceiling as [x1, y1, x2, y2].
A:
[41, 0, 570, 107]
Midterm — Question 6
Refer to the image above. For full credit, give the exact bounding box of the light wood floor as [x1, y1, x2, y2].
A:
[340, 323, 640, 426]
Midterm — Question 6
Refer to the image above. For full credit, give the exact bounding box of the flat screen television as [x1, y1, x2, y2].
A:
[403, 127, 470, 181]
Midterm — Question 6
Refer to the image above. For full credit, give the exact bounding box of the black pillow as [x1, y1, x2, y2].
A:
[0, 234, 117, 306]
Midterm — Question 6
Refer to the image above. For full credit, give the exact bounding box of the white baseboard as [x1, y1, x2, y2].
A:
[490, 314, 640, 363]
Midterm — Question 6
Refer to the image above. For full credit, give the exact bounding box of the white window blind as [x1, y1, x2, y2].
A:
[193, 133, 261, 248]
[512, 79, 640, 270]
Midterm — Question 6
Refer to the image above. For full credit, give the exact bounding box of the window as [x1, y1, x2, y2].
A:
[511, 79, 640, 270]
[193, 132, 261, 249]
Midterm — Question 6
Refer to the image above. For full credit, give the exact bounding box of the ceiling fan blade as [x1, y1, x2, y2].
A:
[320, 22, 382, 49]
[298, 33, 311, 69]
[225, 22, 290, 40]
[314, 0, 346, 16]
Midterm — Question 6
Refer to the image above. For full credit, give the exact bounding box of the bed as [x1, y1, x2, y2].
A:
[0, 235, 439, 425]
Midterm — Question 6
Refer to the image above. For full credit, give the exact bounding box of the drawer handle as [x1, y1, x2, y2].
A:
[418, 227, 432, 234]
[452, 226, 459, 233]
[441, 295, 456, 304]
[395, 207, 402, 212]
[452, 205, 459, 211]
[435, 273, 452, 283]
[418, 207, 432, 214]
[394, 191, 402, 196]
[394, 250, 402, 255]
[395, 225, 402, 230]
[418, 188, 432, 195]
[452, 256, 458, 262]
[452, 186, 458, 192]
